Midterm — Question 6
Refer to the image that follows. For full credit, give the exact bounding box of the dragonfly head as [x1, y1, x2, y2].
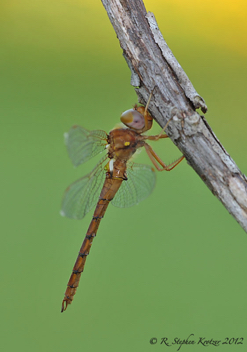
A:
[120, 105, 153, 133]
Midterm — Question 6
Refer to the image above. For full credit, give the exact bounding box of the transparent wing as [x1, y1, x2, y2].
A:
[64, 125, 108, 167]
[61, 156, 108, 219]
[112, 163, 156, 208]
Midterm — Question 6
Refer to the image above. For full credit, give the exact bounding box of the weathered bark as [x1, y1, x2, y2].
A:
[101, 0, 247, 232]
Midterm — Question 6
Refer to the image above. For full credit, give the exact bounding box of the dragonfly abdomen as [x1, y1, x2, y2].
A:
[61, 174, 124, 312]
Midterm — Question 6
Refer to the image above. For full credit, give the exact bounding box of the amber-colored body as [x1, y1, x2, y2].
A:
[61, 102, 184, 312]
[61, 129, 144, 311]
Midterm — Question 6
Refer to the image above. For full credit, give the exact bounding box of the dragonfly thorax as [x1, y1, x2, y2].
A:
[108, 128, 144, 162]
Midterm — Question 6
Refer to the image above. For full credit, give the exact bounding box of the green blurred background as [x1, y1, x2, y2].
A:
[1, 0, 247, 351]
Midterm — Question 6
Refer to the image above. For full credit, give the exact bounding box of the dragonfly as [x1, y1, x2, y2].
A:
[61, 95, 184, 312]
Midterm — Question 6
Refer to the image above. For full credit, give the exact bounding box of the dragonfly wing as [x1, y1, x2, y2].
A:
[61, 156, 107, 219]
[65, 126, 108, 167]
[111, 163, 156, 208]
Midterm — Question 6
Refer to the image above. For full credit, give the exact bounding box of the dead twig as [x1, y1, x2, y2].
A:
[101, 0, 247, 232]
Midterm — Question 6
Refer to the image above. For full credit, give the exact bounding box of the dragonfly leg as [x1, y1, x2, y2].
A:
[143, 88, 157, 131]
[144, 90, 153, 116]
[144, 143, 184, 171]
[145, 117, 174, 141]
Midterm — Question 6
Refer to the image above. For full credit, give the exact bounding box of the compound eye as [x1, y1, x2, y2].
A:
[120, 109, 145, 130]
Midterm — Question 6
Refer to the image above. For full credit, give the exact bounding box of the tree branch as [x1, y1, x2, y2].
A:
[101, 0, 247, 232]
